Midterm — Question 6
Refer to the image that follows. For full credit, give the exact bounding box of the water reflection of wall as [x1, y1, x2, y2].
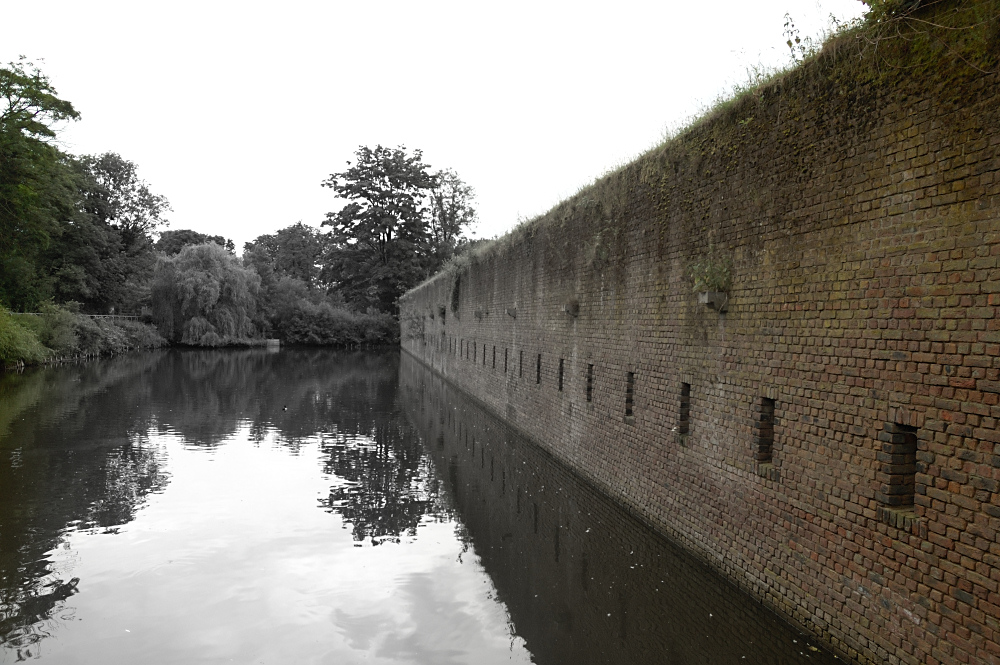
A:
[400, 353, 838, 665]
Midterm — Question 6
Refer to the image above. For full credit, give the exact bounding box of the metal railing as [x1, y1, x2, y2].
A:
[13, 313, 142, 321]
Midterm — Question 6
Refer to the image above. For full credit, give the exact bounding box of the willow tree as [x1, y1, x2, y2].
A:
[151, 242, 260, 346]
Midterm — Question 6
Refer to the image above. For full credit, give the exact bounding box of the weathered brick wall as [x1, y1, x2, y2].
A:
[399, 13, 1000, 665]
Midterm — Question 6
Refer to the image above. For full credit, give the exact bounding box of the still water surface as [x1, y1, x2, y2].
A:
[0, 349, 840, 664]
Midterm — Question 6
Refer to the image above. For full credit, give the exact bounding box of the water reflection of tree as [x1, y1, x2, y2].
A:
[319, 428, 447, 544]
[151, 348, 404, 448]
[150, 348, 453, 543]
[0, 347, 454, 655]
[282, 349, 451, 543]
[0, 354, 170, 657]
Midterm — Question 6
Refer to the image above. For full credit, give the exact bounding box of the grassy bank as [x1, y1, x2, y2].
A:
[1, 304, 167, 370]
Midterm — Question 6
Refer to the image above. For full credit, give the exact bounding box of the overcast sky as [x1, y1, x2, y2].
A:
[5, 0, 866, 252]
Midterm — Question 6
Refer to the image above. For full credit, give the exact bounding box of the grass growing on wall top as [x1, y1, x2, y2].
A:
[401, 0, 999, 300]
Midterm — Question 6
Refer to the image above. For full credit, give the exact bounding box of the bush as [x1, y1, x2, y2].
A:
[272, 298, 397, 347]
[0, 307, 50, 367]
[69, 314, 166, 356]
[24, 301, 79, 354]
[4, 302, 166, 366]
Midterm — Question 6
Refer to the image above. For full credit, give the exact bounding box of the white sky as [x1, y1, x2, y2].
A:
[4, 0, 867, 252]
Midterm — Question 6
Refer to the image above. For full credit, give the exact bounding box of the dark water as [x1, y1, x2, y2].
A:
[0, 349, 840, 664]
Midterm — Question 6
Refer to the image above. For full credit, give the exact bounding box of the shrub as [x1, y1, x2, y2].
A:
[272, 298, 398, 347]
[4, 302, 166, 365]
[22, 301, 79, 355]
[0, 307, 50, 366]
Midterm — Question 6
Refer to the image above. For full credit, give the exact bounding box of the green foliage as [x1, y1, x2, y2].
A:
[45, 152, 170, 315]
[0, 303, 164, 367]
[688, 246, 732, 293]
[322, 145, 437, 312]
[0, 56, 79, 139]
[263, 276, 395, 347]
[0, 58, 80, 311]
[39, 155, 164, 315]
[156, 229, 233, 256]
[244, 223, 325, 288]
[151, 242, 261, 346]
[0, 306, 49, 366]
[429, 168, 478, 264]
[321, 146, 477, 313]
[77, 152, 170, 246]
[0, 58, 167, 315]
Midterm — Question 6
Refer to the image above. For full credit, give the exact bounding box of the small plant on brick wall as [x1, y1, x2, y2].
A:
[688, 244, 732, 293]
[689, 244, 732, 312]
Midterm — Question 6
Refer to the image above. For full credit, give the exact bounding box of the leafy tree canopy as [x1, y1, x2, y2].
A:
[0, 57, 79, 139]
[36, 154, 171, 314]
[243, 222, 325, 288]
[0, 58, 80, 310]
[429, 167, 478, 263]
[150, 243, 260, 346]
[156, 229, 233, 256]
[320, 146, 476, 313]
[77, 152, 170, 247]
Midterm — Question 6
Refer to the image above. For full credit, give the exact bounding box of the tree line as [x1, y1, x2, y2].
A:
[1, 58, 477, 364]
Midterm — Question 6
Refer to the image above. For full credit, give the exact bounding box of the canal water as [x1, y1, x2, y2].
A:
[0, 349, 840, 664]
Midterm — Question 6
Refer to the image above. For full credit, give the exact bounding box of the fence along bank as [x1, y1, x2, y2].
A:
[400, 4, 1000, 664]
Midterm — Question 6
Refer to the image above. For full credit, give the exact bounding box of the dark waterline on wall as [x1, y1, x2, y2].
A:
[1, 348, 840, 663]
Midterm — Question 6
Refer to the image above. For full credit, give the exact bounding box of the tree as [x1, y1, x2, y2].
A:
[41, 153, 171, 313]
[77, 152, 170, 248]
[0, 58, 80, 310]
[156, 229, 233, 256]
[0, 57, 78, 139]
[243, 223, 325, 288]
[321, 145, 437, 312]
[428, 167, 478, 264]
[150, 243, 260, 346]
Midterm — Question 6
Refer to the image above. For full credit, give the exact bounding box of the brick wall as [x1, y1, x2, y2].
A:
[399, 11, 1000, 664]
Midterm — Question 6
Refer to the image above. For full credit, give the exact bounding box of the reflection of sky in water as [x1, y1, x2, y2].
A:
[24, 426, 531, 664]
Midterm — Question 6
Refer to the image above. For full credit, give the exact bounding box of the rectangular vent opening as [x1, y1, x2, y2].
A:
[876, 423, 918, 510]
[679, 383, 690, 434]
[625, 372, 635, 417]
[586, 364, 594, 402]
[755, 397, 775, 462]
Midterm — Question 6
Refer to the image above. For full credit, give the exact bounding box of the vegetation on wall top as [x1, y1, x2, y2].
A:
[403, 0, 998, 300]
